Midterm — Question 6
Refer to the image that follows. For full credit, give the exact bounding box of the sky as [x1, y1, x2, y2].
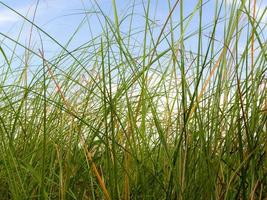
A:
[0, 0, 265, 109]
[0, 0, 218, 49]
[0, 0, 94, 54]
[0, 0, 266, 66]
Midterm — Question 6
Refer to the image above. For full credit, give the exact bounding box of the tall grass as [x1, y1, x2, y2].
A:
[0, 0, 266, 199]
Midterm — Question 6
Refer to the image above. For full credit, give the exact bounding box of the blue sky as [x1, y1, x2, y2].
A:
[0, 0, 92, 54]
[0, 0, 216, 49]
[0, 0, 266, 64]
[0, 0, 265, 116]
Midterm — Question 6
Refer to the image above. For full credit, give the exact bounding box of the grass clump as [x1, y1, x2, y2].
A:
[0, 0, 266, 199]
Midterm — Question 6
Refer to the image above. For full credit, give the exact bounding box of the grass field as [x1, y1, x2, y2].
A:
[0, 0, 266, 199]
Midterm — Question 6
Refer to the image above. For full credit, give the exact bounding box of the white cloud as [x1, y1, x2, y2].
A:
[0, 0, 62, 26]
[0, 9, 20, 24]
[0, 0, 82, 26]
[0, 3, 37, 25]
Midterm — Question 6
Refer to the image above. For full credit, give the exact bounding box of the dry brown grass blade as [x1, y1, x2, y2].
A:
[250, 180, 259, 200]
[123, 116, 134, 200]
[85, 147, 111, 200]
[123, 150, 130, 200]
[189, 48, 226, 118]
[39, 49, 111, 200]
[55, 144, 64, 200]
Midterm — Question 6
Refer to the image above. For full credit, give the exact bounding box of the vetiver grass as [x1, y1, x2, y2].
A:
[0, 0, 266, 199]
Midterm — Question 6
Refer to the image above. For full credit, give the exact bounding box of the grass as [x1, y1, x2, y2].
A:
[0, 0, 266, 199]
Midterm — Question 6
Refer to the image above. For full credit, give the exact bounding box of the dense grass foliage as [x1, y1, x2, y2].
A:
[0, 0, 266, 199]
